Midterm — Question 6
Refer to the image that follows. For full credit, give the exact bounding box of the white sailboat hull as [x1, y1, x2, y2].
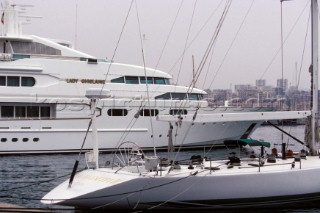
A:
[42, 157, 320, 210]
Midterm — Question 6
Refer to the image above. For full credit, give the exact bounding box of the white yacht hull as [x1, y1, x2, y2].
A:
[0, 107, 262, 154]
[42, 157, 320, 210]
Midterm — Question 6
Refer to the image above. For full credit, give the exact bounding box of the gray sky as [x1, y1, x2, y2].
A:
[14, 0, 312, 90]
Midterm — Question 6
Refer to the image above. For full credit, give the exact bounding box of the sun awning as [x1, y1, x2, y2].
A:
[224, 139, 271, 148]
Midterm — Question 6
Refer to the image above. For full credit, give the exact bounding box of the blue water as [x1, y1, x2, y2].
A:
[1, 125, 320, 212]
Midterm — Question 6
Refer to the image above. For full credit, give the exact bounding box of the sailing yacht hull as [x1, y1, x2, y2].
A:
[42, 157, 320, 210]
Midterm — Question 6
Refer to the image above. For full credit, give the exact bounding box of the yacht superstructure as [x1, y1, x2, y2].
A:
[0, 1, 268, 154]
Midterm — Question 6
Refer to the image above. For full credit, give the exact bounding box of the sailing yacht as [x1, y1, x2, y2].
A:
[42, 0, 320, 210]
[41, 88, 315, 210]
[0, 1, 289, 154]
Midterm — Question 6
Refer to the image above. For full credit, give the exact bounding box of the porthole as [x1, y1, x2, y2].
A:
[169, 109, 187, 115]
[107, 109, 128, 116]
[12, 138, 18, 142]
[33, 138, 39, 142]
[22, 138, 28, 142]
[1, 138, 7, 142]
[139, 109, 159, 116]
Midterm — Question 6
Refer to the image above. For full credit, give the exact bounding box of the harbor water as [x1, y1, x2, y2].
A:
[1, 125, 320, 212]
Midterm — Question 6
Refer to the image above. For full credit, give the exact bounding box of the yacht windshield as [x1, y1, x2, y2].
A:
[7, 41, 61, 55]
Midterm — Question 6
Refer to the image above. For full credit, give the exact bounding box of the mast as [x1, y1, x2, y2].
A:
[311, 0, 319, 155]
[90, 98, 99, 169]
[85, 89, 111, 168]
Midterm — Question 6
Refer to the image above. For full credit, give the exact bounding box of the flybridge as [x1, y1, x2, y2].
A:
[0, 1, 95, 59]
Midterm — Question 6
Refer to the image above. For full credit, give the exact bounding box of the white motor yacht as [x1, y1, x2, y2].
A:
[0, 1, 283, 154]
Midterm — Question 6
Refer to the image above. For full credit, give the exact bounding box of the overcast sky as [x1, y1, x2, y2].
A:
[11, 0, 313, 91]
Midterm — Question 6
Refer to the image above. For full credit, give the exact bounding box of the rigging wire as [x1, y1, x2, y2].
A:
[201, 39, 216, 90]
[104, 1, 186, 151]
[207, 0, 255, 90]
[170, 0, 198, 110]
[259, 0, 310, 80]
[96, 0, 134, 105]
[83, 0, 134, 146]
[134, 0, 157, 156]
[67, 0, 135, 186]
[169, 108, 199, 171]
[177, 0, 232, 112]
[165, 1, 232, 154]
[74, 0, 78, 49]
[174, 0, 198, 86]
[168, 0, 225, 73]
[128, 0, 225, 116]
[192, 0, 232, 87]
[114, 106, 142, 147]
[120, 0, 224, 106]
[297, 9, 311, 88]
[69, 0, 134, 160]
[154, 0, 184, 70]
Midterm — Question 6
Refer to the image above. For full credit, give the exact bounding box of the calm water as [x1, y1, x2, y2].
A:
[1, 125, 320, 212]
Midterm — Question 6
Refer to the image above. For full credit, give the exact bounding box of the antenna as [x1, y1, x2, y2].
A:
[1, 0, 41, 36]
[75, 0, 78, 49]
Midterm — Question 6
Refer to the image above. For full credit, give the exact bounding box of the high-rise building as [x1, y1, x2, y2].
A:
[277, 79, 288, 90]
[256, 79, 266, 87]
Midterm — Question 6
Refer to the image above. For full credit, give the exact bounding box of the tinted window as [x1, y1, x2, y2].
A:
[15, 106, 26, 118]
[12, 138, 18, 142]
[155, 93, 171, 100]
[41, 106, 51, 118]
[1, 138, 7, 142]
[33, 138, 39, 142]
[21, 77, 35, 87]
[169, 109, 187, 115]
[23, 138, 28, 142]
[1, 106, 14, 117]
[139, 109, 159, 116]
[140, 77, 153, 84]
[107, 109, 128, 116]
[189, 94, 198, 100]
[126, 76, 139, 84]
[154, 78, 166, 85]
[7, 76, 19, 87]
[27, 106, 39, 118]
[11, 41, 61, 55]
[0, 76, 5, 86]
[111, 77, 125, 83]
[171, 93, 187, 100]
